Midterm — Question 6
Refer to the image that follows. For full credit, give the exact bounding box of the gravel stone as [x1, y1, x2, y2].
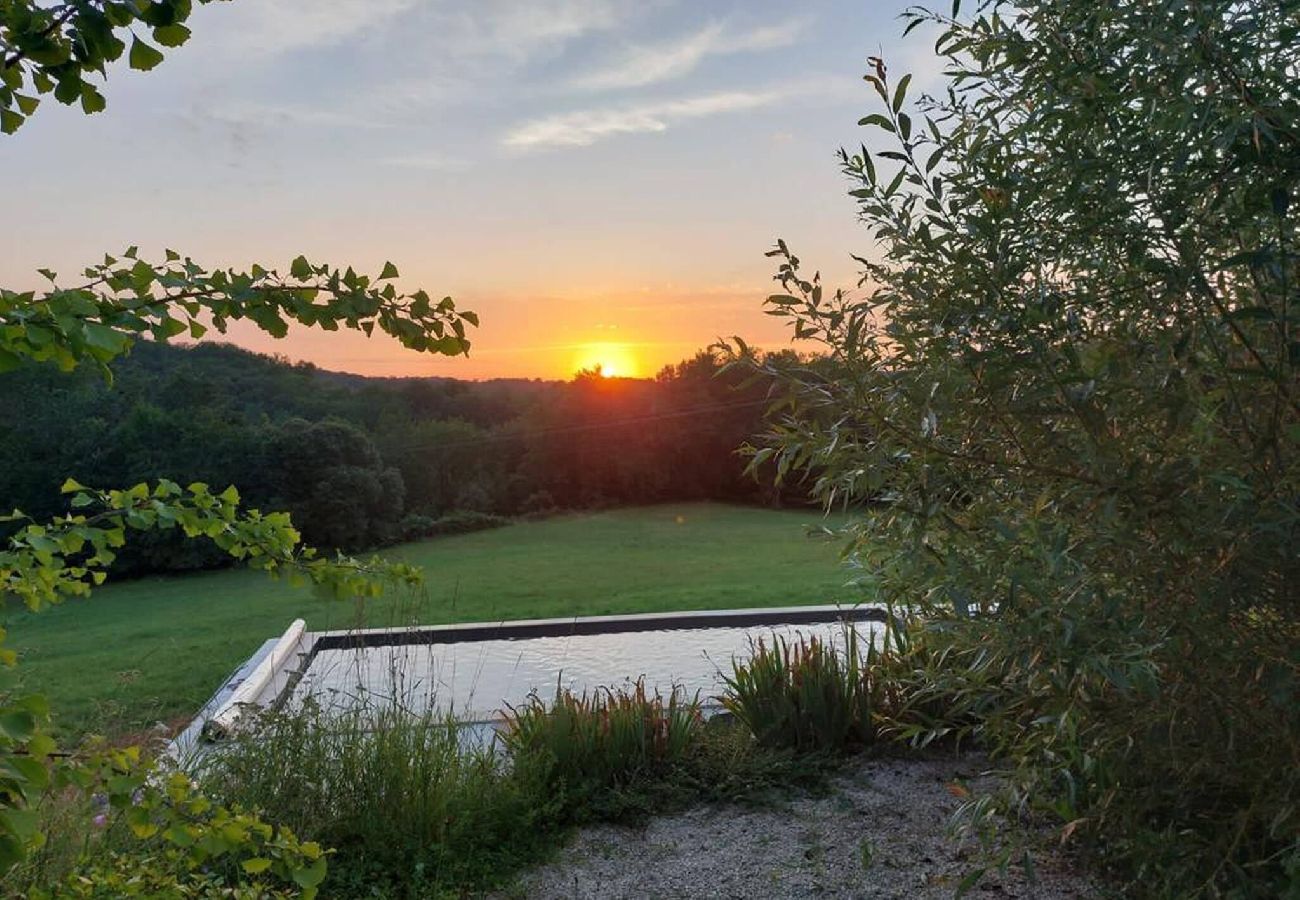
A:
[510, 754, 1096, 899]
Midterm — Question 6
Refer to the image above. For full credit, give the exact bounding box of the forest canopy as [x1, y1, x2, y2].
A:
[0, 341, 803, 572]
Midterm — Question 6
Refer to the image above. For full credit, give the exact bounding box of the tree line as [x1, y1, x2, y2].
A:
[0, 341, 804, 574]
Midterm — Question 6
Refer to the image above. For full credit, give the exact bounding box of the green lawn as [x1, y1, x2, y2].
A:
[5, 503, 859, 738]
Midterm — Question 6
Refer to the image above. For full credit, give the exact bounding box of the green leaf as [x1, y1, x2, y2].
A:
[290, 256, 312, 279]
[158, 316, 188, 339]
[81, 323, 127, 354]
[60, 478, 86, 494]
[892, 73, 912, 113]
[54, 76, 81, 105]
[0, 109, 23, 135]
[858, 114, 895, 132]
[129, 37, 166, 72]
[153, 23, 192, 47]
[378, 261, 400, 280]
[292, 857, 328, 889]
[243, 857, 273, 874]
[955, 867, 987, 897]
[80, 85, 106, 115]
[0, 809, 39, 844]
[0, 709, 36, 742]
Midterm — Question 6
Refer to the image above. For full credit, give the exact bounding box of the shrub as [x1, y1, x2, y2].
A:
[872, 603, 1300, 897]
[399, 510, 510, 541]
[720, 628, 874, 754]
[9, 748, 326, 899]
[30, 852, 300, 899]
[395, 513, 437, 541]
[734, 0, 1300, 893]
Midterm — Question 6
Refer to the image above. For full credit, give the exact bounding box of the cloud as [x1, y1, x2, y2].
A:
[571, 18, 808, 91]
[205, 101, 393, 130]
[210, 0, 644, 59]
[501, 88, 786, 150]
[218, 0, 419, 54]
[467, 1, 639, 58]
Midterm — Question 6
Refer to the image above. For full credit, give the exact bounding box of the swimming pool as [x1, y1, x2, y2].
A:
[171, 605, 887, 757]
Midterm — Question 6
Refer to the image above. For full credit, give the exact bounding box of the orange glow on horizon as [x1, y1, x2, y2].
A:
[571, 343, 641, 379]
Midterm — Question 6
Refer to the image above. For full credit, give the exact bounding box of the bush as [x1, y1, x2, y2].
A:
[721, 629, 875, 754]
[398, 510, 510, 541]
[30, 852, 300, 899]
[8, 748, 326, 900]
[735, 0, 1300, 893]
[395, 513, 437, 541]
[872, 604, 1300, 897]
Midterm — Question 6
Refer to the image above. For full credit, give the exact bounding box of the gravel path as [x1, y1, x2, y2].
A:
[511, 754, 1095, 899]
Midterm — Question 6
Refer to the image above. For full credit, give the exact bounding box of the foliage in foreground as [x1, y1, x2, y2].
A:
[0, 243, 472, 888]
[734, 0, 1300, 895]
[192, 705, 556, 898]
[0, 1, 486, 893]
[13, 746, 326, 898]
[185, 685, 825, 899]
[2, 0, 216, 135]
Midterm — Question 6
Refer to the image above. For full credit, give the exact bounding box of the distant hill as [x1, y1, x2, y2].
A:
[0, 340, 801, 574]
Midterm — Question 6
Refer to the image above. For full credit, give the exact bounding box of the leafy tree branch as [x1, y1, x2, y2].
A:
[0, 249, 477, 378]
[1, 0, 224, 133]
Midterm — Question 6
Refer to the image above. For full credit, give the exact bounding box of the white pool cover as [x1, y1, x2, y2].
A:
[172, 605, 886, 757]
[292, 622, 871, 722]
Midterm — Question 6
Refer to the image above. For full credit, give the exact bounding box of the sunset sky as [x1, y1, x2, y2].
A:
[4, 0, 939, 379]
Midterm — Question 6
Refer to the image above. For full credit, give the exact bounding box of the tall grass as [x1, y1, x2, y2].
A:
[720, 627, 875, 753]
[18, 640, 880, 897]
[193, 682, 782, 897]
[501, 679, 701, 818]
[195, 702, 558, 898]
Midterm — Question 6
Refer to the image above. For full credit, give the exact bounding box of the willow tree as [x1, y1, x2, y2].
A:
[740, 0, 1298, 894]
[1, 2, 475, 893]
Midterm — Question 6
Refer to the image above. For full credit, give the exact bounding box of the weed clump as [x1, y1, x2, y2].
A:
[721, 628, 875, 754]
[501, 679, 700, 819]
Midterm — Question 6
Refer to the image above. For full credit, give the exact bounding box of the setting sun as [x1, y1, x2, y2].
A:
[572, 343, 640, 378]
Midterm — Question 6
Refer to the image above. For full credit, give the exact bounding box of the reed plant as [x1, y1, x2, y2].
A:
[501, 679, 701, 817]
[720, 627, 875, 753]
